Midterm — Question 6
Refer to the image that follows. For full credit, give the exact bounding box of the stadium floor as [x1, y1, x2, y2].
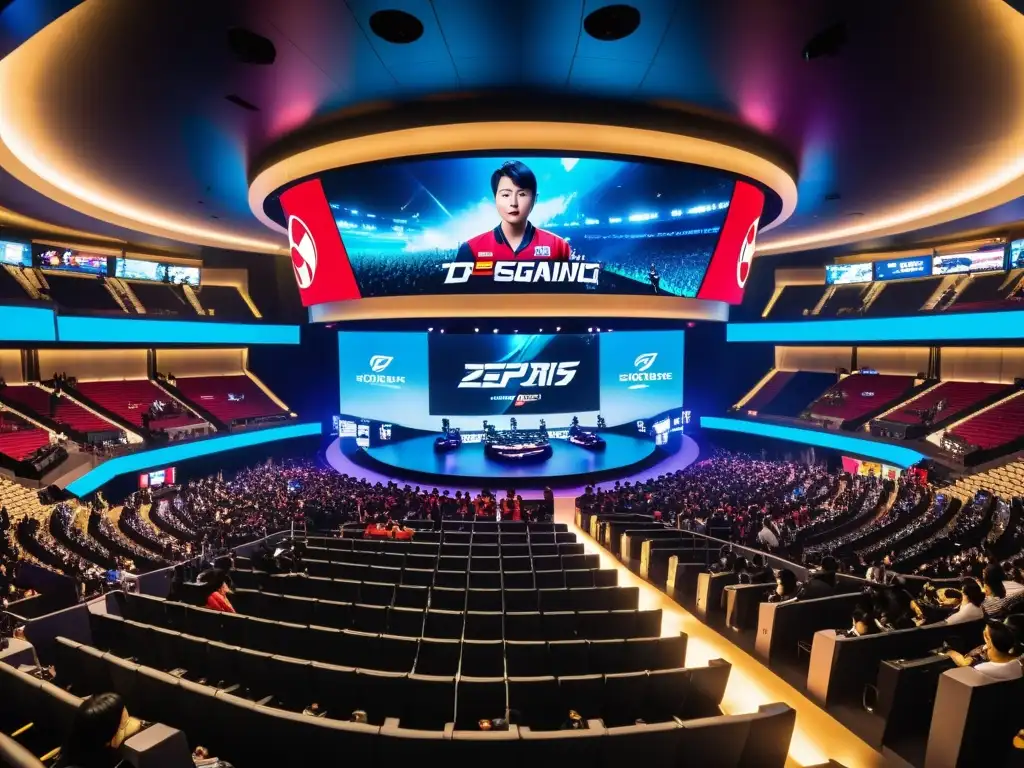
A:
[324, 433, 701, 497]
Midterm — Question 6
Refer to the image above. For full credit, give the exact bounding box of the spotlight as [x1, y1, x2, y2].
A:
[556, 326, 561, 332]
[514, 329, 518, 334]
[596, 327, 601, 332]
[588, 327, 593, 332]
[474, 327, 479, 333]
[427, 327, 434, 332]
[493, 329, 498, 333]
[440, 329, 445, 334]
[538, 328, 543, 333]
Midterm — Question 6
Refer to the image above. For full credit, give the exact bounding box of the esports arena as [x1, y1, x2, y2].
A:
[1, 2, 1024, 767]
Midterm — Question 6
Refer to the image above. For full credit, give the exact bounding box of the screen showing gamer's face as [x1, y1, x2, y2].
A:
[494, 174, 535, 227]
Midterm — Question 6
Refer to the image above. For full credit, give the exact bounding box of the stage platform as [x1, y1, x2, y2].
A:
[324, 433, 700, 497]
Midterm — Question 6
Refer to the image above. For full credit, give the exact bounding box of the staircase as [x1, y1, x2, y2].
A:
[102, 278, 132, 314]
[860, 282, 886, 313]
[57, 384, 148, 443]
[0, 386, 78, 442]
[182, 283, 206, 315]
[810, 286, 835, 316]
[110, 278, 145, 314]
[153, 377, 227, 431]
[3, 265, 43, 300]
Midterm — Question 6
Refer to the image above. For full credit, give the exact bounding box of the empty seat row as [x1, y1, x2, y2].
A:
[236, 583, 629, 616]
[130, 591, 647, 638]
[98, 601, 663, 665]
[42, 638, 795, 768]
[57, 635, 726, 731]
[231, 565, 618, 594]
[302, 547, 597, 571]
[96, 606, 684, 677]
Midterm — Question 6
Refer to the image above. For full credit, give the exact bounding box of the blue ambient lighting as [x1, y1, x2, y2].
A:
[700, 416, 926, 467]
[66, 422, 322, 496]
[55, 316, 301, 345]
[0, 305, 56, 341]
[727, 311, 1024, 343]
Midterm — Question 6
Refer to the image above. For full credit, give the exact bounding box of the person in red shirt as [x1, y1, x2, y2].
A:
[456, 160, 571, 277]
[206, 578, 235, 613]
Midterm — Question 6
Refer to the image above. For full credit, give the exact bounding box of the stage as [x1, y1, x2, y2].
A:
[324, 433, 700, 497]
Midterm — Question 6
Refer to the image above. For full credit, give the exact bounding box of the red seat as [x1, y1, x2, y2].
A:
[175, 375, 286, 423]
[887, 381, 1009, 424]
[0, 428, 50, 460]
[809, 374, 915, 421]
[952, 393, 1024, 450]
[2, 385, 117, 433]
[75, 380, 203, 429]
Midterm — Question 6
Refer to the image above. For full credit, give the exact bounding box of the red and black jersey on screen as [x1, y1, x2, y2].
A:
[456, 222, 572, 276]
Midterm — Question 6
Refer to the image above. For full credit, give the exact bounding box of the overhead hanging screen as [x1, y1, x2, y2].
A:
[0, 239, 31, 267]
[932, 247, 1005, 275]
[277, 156, 767, 306]
[33, 246, 109, 275]
[873, 256, 932, 281]
[825, 262, 873, 285]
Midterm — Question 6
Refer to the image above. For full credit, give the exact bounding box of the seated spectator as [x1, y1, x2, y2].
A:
[865, 557, 897, 585]
[972, 621, 1023, 680]
[943, 579, 987, 625]
[56, 692, 144, 768]
[749, 554, 775, 584]
[205, 576, 235, 613]
[844, 606, 881, 638]
[982, 564, 1024, 618]
[768, 568, 801, 603]
[873, 586, 919, 631]
[732, 556, 751, 585]
[800, 556, 838, 600]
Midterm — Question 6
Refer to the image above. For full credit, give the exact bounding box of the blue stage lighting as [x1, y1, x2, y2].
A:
[0, 305, 57, 341]
[67, 422, 322, 496]
[56, 317, 301, 345]
[700, 416, 925, 467]
[728, 310, 1024, 343]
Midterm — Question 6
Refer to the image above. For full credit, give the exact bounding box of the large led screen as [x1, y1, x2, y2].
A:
[874, 256, 932, 281]
[338, 330, 683, 431]
[33, 246, 108, 275]
[278, 157, 766, 306]
[428, 333, 599, 416]
[825, 262, 872, 285]
[933, 247, 1005, 275]
[0, 239, 30, 267]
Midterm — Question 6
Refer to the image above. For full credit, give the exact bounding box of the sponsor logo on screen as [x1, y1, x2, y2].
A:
[458, 361, 580, 389]
[368, 355, 393, 373]
[620, 352, 674, 389]
[356, 355, 405, 387]
[441, 261, 600, 286]
[696, 181, 765, 304]
[289, 215, 317, 289]
[737, 218, 759, 287]
[278, 178, 362, 306]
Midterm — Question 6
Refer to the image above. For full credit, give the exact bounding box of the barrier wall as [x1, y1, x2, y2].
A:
[775, 346, 853, 373]
[155, 348, 246, 377]
[38, 349, 149, 381]
[940, 347, 1024, 384]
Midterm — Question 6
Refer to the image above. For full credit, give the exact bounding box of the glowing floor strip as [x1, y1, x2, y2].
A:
[553, 498, 885, 768]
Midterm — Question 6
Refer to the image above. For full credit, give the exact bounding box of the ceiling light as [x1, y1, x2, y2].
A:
[369, 10, 424, 44]
[583, 4, 641, 42]
[227, 28, 277, 65]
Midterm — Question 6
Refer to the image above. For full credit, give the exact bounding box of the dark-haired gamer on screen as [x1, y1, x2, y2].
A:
[454, 161, 572, 290]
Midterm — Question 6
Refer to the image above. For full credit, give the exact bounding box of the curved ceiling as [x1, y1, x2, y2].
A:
[0, 0, 1023, 257]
